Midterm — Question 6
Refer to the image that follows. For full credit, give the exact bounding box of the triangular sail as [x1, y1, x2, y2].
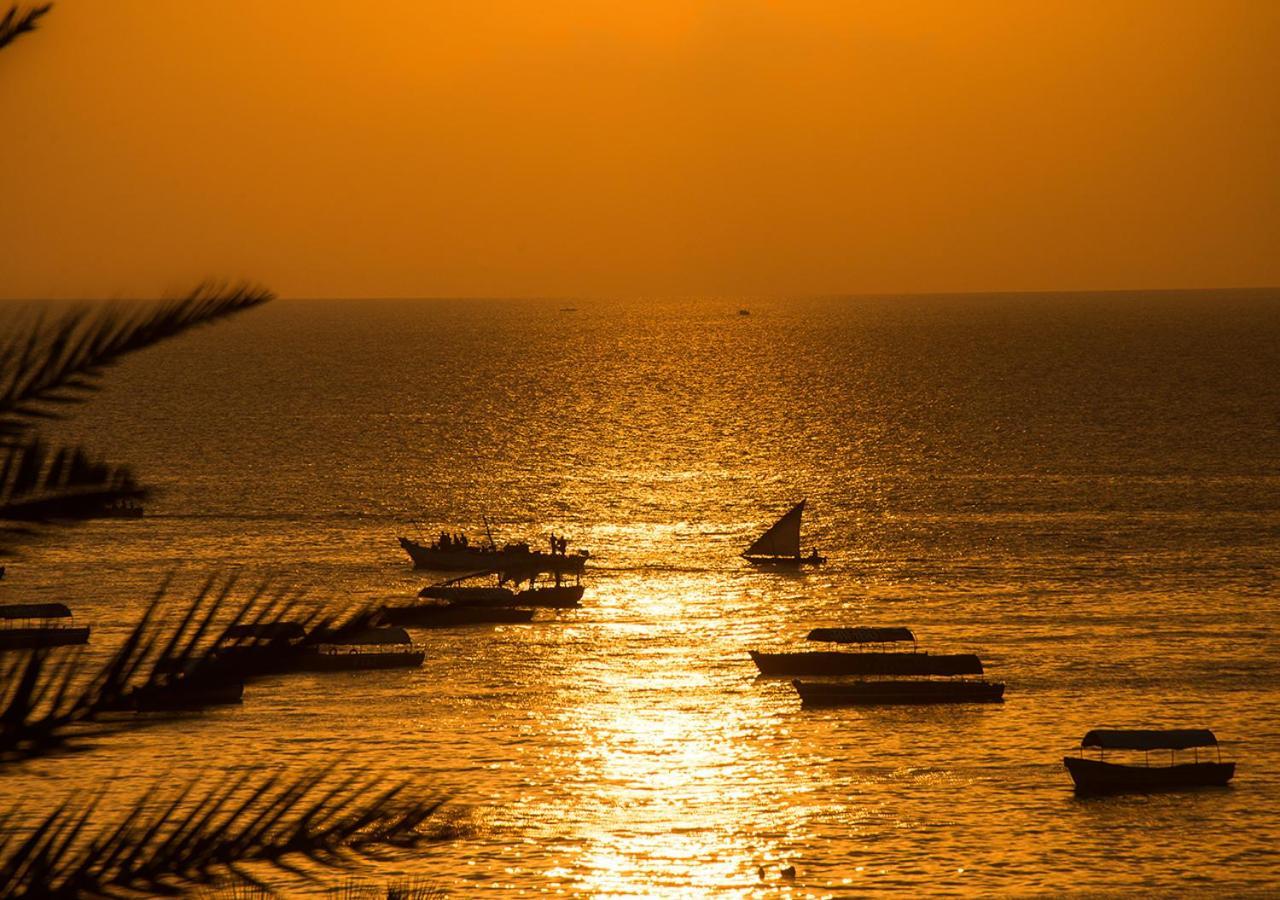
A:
[744, 500, 804, 557]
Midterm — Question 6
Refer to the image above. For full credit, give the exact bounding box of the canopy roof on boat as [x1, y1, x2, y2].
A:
[807, 626, 916, 644]
[0, 603, 71, 619]
[1081, 729, 1218, 750]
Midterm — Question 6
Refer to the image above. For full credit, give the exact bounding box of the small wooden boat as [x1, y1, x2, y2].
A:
[0, 603, 90, 651]
[292, 626, 425, 672]
[398, 536, 589, 577]
[382, 603, 535, 627]
[1064, 729, 1235, 795]
[742, 500, 825, 566]
[752, 649, 984, 677]
[751, 627, 984, 677]
[793, 678, 1005, 706]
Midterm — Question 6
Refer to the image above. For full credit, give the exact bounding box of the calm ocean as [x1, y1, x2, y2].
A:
[5, 292, 1279, 895]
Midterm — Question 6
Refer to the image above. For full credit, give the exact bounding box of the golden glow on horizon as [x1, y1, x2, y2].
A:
[1, 1, 1278, 298]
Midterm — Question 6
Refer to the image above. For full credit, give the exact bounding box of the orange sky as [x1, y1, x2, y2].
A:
[1, 1, 1277, 299]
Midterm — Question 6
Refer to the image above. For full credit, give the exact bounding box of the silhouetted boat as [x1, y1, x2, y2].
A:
[793, 678, 1005, 706]
[753, 649, 983, 677]
[398, 535, 589, 577]
[382, 602, 535, 628]
[1064, 729, 1235, 795]
[293, 625, 424, 672]
[742, 500, 825, 566]
[751, 626, 922, 675]
[0, 603, 90, 650]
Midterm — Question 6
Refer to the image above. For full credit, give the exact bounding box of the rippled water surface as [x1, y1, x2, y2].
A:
[5, 293, 1280, 895]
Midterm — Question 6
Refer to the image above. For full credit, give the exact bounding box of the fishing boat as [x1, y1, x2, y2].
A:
[792, 677, 1004, 706]
[742, 500, 825, 566]
[398, 535, 589, 578]
[1064, 729, 1235, 795]
[382, 602, 535, 628]
[0, 603, 90, 650]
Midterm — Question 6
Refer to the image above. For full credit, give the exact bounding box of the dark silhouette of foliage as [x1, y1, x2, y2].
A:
[0, 3, 50, 53]
[0, 283, 274, 549]
[1, 576, 391, 765]
[0, 281, 273, 440]
[0, 767, 454, 898]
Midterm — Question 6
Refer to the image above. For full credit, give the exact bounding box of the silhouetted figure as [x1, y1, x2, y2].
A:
[459, 534, 468, 549]
[440, 532, 451, 550]
[550, 533, 557, 555]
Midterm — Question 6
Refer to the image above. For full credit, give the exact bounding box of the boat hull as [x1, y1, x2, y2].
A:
[792, 679, 1005, 706]
[382, 605, 535, 627]
[751, 650, 982, 677]
[1063, 757, 1235, 795]
[0, 626, 90, 651]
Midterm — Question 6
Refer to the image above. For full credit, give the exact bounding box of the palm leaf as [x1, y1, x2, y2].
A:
[0, 282, 273, 439]
[0, 767, 455, 897]
[0, 4, 51, 53]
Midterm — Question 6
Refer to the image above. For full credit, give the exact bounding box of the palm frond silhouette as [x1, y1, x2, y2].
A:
[0, 3, 50, 53]
[0, 767, 455, 897]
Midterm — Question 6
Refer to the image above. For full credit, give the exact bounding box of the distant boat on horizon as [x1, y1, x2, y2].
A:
[742, 500, 825, 566]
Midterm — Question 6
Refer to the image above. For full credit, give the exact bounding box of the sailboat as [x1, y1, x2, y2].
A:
[742, 500, 826, 566]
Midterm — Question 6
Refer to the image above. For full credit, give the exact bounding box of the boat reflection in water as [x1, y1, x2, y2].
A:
[1064, 729, 1236, 795]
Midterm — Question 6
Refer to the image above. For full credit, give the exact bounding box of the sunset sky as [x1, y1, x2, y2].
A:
[1, 0, 1277, 299]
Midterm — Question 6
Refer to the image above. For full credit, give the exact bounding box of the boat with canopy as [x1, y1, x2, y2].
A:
[0, 603, 90, 650]
[750, 626, 983, 677]
[1064, 729, 1235, 794]
[742, 500, 825, 566]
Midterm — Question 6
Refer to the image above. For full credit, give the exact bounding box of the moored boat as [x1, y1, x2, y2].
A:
[793, 678, 1005, 706]
[751, 649, 983, 677]
[751, 626, 983, 677]
[1064, 729, 1235, 795]
[292, 625, 424, 672]
[0, 603, 90, 651]
[742, 500, 825, 566]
